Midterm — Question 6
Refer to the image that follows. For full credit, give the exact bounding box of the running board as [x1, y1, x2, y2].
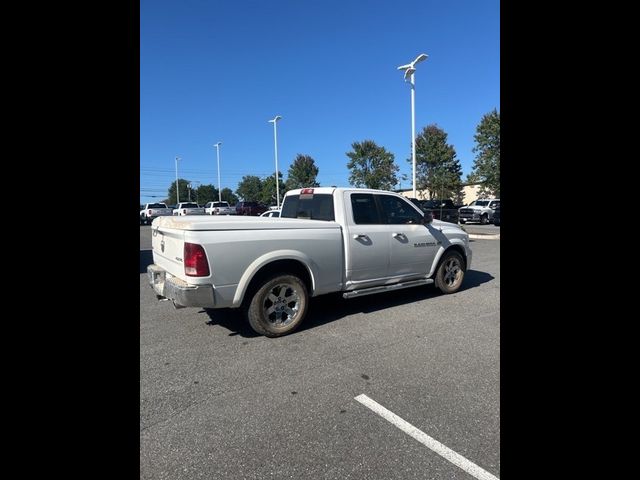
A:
[342, 279, 434, 299]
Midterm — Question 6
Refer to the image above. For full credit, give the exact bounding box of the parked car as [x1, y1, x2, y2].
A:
[204, 201, 236, 215]
[458, 199, 500, 224]
[493, 205, 501, 226]
[173, 202, 206, 216]
[235, 201, 268, 216]
[409, 198, 459, 224]
[140, 202, 173, 225]
[148, 187, 471, 337]
[260, 209, 281, 217]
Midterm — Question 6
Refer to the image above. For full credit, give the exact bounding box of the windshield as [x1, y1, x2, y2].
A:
[474, 201, 490, 206]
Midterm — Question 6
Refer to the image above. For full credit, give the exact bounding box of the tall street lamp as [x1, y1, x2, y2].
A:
[214, 142, 222, 202]
[175, 156, 181, 203]
[268, 115, 282, 208]
[397, 53, 428, 198]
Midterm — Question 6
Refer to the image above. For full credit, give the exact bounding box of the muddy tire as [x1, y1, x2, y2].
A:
[480, 214, 489, 225]
[246, 274, 308, 337]
[434, 250, 466, 294]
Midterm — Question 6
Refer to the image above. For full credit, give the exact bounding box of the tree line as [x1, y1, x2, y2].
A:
[162, 109, 499, 205]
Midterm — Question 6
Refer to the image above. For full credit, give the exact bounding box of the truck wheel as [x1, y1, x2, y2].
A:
[246, 274, 308, 337]
[459, 219, 466, 224]
[480, 214, 489, 225]
[434, 250, 465, 294]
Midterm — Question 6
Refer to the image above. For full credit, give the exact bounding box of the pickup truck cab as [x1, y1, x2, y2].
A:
[173, 202, 206, 216]
[204, 201, 236, 215]
[140, 202, 173, 225]
[148, 188, 472, 337]
[458, 199, 500, 224]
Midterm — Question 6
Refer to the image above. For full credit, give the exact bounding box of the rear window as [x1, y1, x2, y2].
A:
[181, 203, 199, 208]
[281, 194, 335, 221]
[213, 202, 229, 207]
[148, 203, 167, 209]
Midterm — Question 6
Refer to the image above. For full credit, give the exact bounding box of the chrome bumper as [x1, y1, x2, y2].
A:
[147, 264, 215, 308]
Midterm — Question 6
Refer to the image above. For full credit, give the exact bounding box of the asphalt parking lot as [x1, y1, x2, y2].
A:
[140, 226, 500, 479]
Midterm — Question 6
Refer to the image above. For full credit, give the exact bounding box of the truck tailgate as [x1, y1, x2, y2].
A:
[151, 225, 186, 279]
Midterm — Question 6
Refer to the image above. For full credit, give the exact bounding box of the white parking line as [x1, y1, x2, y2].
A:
[355, 394, 499, 480]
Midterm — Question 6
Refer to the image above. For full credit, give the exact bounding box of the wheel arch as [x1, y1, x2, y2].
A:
[430, 244, 468, 277]
[233, 253, 314, 308]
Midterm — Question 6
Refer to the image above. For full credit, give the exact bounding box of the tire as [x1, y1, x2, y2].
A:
[246, 274, 308, 337]
[480, 214, 489, 225]
[459, 219, 466, 224]
[434, 250, 466, 294]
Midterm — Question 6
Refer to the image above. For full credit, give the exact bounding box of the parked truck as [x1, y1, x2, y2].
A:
[148, 187, 472, 337]
[173, 202, 206, 216]
[409, 198, 460, 224]
[140, 202, 173, 225]
[204, 201, 236, 215]
[458, 199, 500, 224]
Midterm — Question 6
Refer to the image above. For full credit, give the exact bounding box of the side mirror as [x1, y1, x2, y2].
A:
[423, 211, 433, 224]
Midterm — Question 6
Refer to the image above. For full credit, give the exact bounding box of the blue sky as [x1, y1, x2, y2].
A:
[140, 0, 499, 203]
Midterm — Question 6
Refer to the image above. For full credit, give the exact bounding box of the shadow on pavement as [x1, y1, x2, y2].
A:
[459, 269, 495, 290]
[202, 268, 494, 337]
[140, 250, 153, 274]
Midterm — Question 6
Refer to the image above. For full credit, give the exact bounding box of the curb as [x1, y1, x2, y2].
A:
[468, 234, 500, 240]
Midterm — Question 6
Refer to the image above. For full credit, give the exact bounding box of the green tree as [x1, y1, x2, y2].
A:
[220, 187, 238, 205]
[413, 124, 463, 201]
[195, 184, 218, 205]
[236, 175, 264, 201]
[347, 140, 399, 190]
[285, 154, 320, 190]
[470, 109, 500, 197]
[260, 172, 287, 206]
[167, 179, 191, 204]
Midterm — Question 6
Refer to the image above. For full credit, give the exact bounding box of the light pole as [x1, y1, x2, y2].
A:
[214, 142, 222, 202]
[268, 115, 282, 208]
[397, 53, 428, 198]
[175, 156, 181, 204]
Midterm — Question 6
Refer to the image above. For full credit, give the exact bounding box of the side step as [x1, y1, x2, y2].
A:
[342, 278, 434, 299]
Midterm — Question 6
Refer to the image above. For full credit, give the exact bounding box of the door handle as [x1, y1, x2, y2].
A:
[392, 233, 405, 238]
[353, 234, 367, 239]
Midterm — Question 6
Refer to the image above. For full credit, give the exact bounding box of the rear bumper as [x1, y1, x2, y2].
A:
[147, 264, 215, 308]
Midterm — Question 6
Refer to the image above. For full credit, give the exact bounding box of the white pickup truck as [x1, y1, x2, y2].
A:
[204, 201, 236, 215]
[140, 202, 173, 225]
[148, 187, 472, 337]
[173, 202, 206, 216]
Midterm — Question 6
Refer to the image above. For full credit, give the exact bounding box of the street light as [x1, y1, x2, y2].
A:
[175, 156, 181, 203]
[214, 142, 222, 203]
[397, 53, 428, 198]
[268, 115, 282, 208]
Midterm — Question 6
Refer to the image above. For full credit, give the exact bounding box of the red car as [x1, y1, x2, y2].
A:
[235, 201, 268, 216]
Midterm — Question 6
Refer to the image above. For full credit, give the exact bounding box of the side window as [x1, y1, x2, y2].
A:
[377, 195, 423, 225]
[491, 201, 500, 208]
[351, 194, 381, 224]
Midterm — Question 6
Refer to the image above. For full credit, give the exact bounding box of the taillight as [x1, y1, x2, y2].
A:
[184, 242, 210, 277]
[183, 209, 186, 214]
[148, 210, 152, 215]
